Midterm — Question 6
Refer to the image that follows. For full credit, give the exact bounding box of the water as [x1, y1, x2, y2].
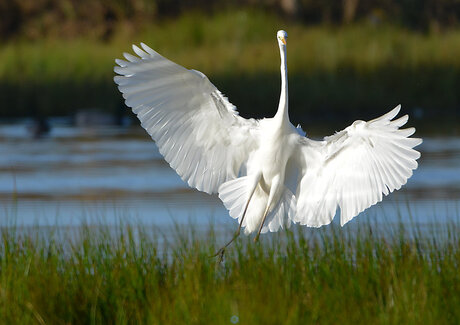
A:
[0, 123, 459, 230]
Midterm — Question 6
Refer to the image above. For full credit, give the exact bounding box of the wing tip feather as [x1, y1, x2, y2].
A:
[132, 44, 149, 59]
[388, 104, 402, 120]
[140, 42, 157, 56]
[115, 58, 128, 67]
[413, 137, 423, 148]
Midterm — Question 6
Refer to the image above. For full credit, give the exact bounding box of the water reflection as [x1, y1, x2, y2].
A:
[0, 123, 459, 228]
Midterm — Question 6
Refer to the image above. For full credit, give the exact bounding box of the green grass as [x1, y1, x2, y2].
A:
[1, 220, 459, 324]
[1, 10, 459, 132]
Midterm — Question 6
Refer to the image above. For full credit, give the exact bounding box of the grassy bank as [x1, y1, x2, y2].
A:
[1, 10, 459, 131]
[1, 221, 459, 324]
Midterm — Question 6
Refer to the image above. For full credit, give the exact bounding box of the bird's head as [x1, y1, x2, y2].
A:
[277, 30, 288, 46]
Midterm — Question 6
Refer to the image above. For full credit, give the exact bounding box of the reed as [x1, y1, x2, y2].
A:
[1, 217, 458, 324]
[0, 10, 459, 131]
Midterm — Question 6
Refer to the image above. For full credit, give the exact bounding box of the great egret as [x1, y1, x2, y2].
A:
[114, 30, 422, 247]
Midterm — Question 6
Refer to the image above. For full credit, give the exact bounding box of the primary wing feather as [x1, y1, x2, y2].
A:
[295, 105, 422, 227]
[114, 43, 259, 194]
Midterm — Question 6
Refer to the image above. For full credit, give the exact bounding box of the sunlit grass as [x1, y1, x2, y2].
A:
[0, 9, 459, 132]
[3, 10, 460, 81]
[1, 219, 459, 324]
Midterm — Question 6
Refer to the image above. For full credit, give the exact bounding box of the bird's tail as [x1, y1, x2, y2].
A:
[218, 174, 263, 234]
[261, 187, 295, 233]
[218, 175, 295, 234]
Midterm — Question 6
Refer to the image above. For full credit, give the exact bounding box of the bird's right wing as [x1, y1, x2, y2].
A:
[294, 105, 422, 227]
[114, 43, 260, 194]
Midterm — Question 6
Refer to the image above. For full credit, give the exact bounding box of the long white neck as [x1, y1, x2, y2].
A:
[275, 43, 289, 124]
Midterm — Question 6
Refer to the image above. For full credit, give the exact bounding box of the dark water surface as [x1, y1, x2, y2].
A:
[1, 123, 459, 230]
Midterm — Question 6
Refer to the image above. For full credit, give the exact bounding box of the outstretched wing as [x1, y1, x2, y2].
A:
[114, 43, 259, 194]
[295, 105, 422, 227]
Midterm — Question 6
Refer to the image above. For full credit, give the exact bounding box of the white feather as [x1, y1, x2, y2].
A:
[114, 44, 260, 194]
[295, 105, 422, 227]
[114, 32, 422, 239]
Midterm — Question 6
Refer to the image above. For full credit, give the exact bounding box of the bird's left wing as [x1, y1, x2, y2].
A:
[114, 43, 259, 194]
[294, 105, 422, 227]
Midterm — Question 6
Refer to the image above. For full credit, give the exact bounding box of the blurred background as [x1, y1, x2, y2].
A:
[0, 0, 459, 229]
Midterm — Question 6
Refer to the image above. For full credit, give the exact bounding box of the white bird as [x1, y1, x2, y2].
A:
[114, 30, 422, 248]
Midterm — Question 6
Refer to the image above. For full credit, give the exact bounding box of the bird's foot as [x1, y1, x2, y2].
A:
[211, 231, 240, 262]
[214, 247, 226, 263]
[211, 245, 228, 264]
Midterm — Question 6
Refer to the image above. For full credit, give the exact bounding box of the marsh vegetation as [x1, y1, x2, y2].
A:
[1, 4, 459, 324]
[1, 219, 459, 324]
[0, 10, 459, 132]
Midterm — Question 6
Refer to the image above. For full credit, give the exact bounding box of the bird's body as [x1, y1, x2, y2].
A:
[114, 30, 422, 242]
[257, 120, 292, 187]
[234, 117, 298, 234]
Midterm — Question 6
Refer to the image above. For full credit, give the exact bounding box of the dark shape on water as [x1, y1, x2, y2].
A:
[28, 116, 50, 139]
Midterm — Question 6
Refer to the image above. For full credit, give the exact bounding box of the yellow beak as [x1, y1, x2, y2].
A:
[281, 38, 286, 45]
